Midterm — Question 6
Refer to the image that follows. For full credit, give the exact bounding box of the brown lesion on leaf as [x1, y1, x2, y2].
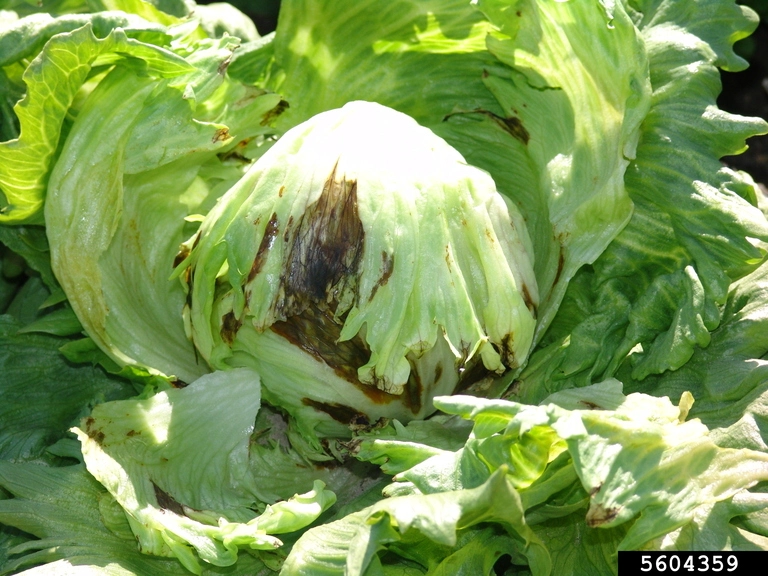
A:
[278, 164, 364, 318]
[218, 137, 254, 163]
[261, 99, 290, 126]
[249, 212, 279, 283]
[586, 503, 620, 527]
[580, 400, 601, 410]
[553, 243, 565, 287]
[169, 378, 188, 389]
[521, 284, 537, 318]
[271, 304, 368, 384]
[443, 108, 530, 145]
[221, 311, 242, 344]
[404, 361, 423, 413]
[498, 333, 518, 370]
[212, 127, 231, 143]
[301, 398, 367, 426]
[283, 215, 294, 242]
[217, 52, 234, 75]
[434, 363, 443, 384]
[455, 359, 495, 394]
[368, 251, 394, 302]
[84, 416, 105, 444]
[271, 303, 425, 415]
[153, 482, 186, 516]
[173, 244, 191, 269]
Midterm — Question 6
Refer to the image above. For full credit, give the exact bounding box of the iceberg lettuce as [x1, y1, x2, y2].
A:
[1, 0, 767, 574]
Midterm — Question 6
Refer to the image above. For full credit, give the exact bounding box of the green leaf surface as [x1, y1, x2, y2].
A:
[282, 469, 550, 576]
[516, 0, 768, 403]
[0, 463, 272, 576]
[0, 23, 193, 223]
[619, 255, 768, 452]
[74, 368, 336, 573]
[0, 314, 133, 462]
[43, 30, 281, 382]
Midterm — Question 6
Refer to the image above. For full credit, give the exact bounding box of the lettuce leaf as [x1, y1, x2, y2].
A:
[515, 0, 768, 403]
[340, 382, 768, 573]
[72, 368, 336, 573]
[0, 22, 192, 224]
[2, 0, 768, 574]
[39, 27, 283, 382]
[0, 314, 133, 462]
[0, 462, 274, 575]
[283, 468, 550, 576]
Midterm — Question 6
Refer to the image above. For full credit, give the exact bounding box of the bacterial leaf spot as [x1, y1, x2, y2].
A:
[221, 311, 242, 344]
[279, 164, 364, 316]
[443, 109, 530, 145]
[261, 99, 290, 126]
[153, 482, 186, 516]
[368, 251, 394, 302]
[212, 127, 231, 143]
[249, 212, 279, 282]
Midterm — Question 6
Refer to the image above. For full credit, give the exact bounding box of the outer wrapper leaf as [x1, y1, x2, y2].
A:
[0, 463, 274, 576]
[282, 468, 550, 576]
[516, 0, 768, 403]
[73, 368, 336, 573]
[344, 383, 768, 573]
[42, 29, 283, 383]
[0, 314, 133, 462]
[0, 23, 193, 223]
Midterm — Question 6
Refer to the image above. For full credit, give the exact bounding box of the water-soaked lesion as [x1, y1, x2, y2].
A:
[260, 99, 289, 126]
[249, 212, 279, 282]
[271, 303, 427, 415]
[521, 283, 537, 318]
[153, 482, 186, 516]
[271, 304, 368, 385]
[221, 310, 242, 344]
[278, 166, 365, 318]
[498, 333, 518, 369]
[301, 398, 367, 425]
[455, 360, 495, 394]
[368, 251, 394, 302]
[443, 108, 530, 145]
